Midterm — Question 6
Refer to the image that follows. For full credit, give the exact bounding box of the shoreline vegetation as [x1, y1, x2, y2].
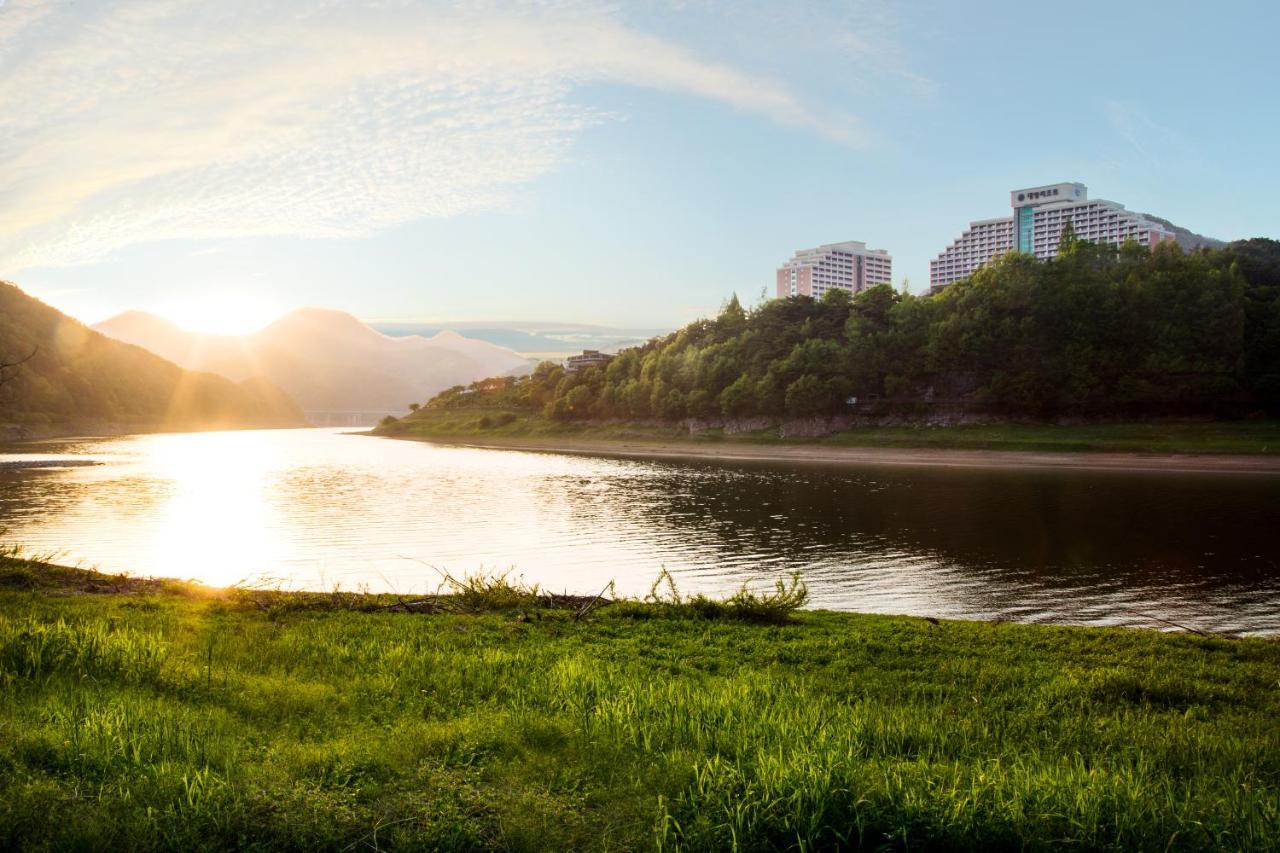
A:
[2, 554, 1278, 850]
[372, 410, 1280, 473]
[376, 239, 1280, 473]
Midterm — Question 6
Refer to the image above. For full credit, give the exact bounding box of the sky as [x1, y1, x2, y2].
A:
[1, 0, 1278, 333]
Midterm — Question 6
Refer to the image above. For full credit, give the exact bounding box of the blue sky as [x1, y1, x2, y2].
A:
[2, 0, 1277, 332]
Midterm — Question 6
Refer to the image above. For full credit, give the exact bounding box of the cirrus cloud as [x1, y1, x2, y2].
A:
[0, 0, 863, 270]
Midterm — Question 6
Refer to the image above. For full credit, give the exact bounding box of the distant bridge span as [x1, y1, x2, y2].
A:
[305, 409, 403, 427]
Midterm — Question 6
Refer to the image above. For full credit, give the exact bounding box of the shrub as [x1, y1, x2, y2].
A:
[643, 568, 808, 624]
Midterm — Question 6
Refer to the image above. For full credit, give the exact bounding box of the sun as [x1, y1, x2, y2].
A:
[157, 291, 284, 336]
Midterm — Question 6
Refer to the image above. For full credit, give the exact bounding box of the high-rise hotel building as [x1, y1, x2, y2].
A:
[776, 241, 892, 300]
[929, 182, 1178, 291]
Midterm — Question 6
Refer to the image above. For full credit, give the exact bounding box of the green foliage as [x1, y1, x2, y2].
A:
[477, 412, 516, 430]
[0, 617, 168, 684]
[401, 240, 1280, 422]
[638, 567, 812, 625]
[0, 578, 1276, 850]
[724, 571, 809, 623]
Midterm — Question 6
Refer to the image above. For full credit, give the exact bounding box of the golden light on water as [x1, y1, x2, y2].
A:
[143, 431, 284, 588]
[4, 428, 1277, 634]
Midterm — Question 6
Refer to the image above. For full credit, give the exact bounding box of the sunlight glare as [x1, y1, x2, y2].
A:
[146, 431, 285, 588]
[157, 291, 283, 336]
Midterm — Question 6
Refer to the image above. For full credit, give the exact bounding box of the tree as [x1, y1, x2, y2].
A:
[0, 346, 36, 406]
[408, 402, 420, 412]
[821, 288, 852, 308]
[716, 293, 748, 339]
[784, 374, 830, 416]
[718, 374, 755, 416]
[563, 385, 593, 418]
[417, 251, 1279, 423]
[1058, 222, 1078, 255]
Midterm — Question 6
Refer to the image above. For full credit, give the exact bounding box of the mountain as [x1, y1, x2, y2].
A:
[371, 321, 669, 356]
[93, 308, 535, 416]
[1138, 213, 1228, 251]
[0, 282, 304, 437]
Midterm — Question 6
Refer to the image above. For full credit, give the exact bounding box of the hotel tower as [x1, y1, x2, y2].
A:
[776, 241, 893, 300]
[929, 182, 1177, 292]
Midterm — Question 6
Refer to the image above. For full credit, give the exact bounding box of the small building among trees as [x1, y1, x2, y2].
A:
[566, 350, 613, 372]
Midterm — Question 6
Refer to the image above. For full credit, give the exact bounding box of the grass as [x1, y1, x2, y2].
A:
[1, 559, 1278, 850]
[378, 407, 695, 443]
[377, 408, 1280, 455]
[814, 421, 1280, 454]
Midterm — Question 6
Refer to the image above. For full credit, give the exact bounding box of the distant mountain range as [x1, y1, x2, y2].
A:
[93, 308, 536, 415]
[0, 282, 303, 438]
[370, 321, 669, 356]
[1138, 214, 1228, 251]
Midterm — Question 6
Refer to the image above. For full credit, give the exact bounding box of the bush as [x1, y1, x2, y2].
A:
[477, 412, 517, 430]
[725, 572, 809, 623]
[643, 568, 808, 624]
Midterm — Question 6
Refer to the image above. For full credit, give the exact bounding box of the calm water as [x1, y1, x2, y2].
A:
[2, 428, 1279, 634]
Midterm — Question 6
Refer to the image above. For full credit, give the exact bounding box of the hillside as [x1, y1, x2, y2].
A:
[0, 282, 303, 437]
[389, 238, 1280, 429]
[1138, 212, 1229, 251]
[94, 308, 534, 413]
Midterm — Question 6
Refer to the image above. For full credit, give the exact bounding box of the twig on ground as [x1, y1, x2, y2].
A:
[573, 580, 615, 621]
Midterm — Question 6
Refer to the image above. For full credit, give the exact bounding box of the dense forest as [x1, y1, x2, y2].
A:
[0, 282, 304, 435]
[411, 237, 1280, 423]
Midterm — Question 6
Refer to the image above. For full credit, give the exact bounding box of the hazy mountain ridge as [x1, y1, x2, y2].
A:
[1137, 213, 1228, 251]
[371, 321, 668, 356]
[93, 308, 535, 414]
[0, 282, 304, 437]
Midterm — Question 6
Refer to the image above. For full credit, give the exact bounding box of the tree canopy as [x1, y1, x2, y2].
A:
[418, 239, 1280, 421]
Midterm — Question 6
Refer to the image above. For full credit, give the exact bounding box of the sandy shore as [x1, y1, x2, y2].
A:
[0, 459, 100, 471]
[374, 433, 1280, 475]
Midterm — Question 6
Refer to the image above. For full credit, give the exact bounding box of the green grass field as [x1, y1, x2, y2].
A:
[1, 561, 1277, 850]
[379, 408, 1280, 455]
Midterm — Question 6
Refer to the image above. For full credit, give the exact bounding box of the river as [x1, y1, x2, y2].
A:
[2, 427, 1278, 634]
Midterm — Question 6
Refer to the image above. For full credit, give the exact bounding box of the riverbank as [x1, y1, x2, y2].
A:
[376, 409, 1280, 455]
[374, 422, 1280, 475]
[2, 560, 1277, 850]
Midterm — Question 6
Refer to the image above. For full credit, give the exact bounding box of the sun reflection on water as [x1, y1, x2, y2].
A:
[2, 427, 1279, 634]
[141, 431, 285, 588]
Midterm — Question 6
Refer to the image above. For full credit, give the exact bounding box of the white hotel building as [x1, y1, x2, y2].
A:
[776, 241, 893, 300]
[929, 182, 1178, 291]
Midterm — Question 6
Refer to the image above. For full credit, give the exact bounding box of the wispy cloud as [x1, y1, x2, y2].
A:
[644, 0, 936, 99]
[1103, 99, 1193, 162]
[0, 0, 867, 271]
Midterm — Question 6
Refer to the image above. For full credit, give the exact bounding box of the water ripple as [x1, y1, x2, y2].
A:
[2, 428, 1279, 634]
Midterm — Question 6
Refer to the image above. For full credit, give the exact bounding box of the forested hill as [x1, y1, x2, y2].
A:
[0, 282, 304, 437]
[405, 238, 1280, 423]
